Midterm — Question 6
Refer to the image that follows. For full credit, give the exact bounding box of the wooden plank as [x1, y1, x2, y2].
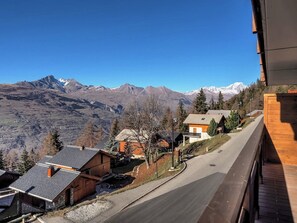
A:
[264, 93, 297, 165]
[270, 134, 296, 141]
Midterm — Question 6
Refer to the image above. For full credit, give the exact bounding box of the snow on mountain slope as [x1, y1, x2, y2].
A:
[186, 82, 247, 96]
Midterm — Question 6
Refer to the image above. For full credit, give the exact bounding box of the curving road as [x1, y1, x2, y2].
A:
[106, 116, 263, 223]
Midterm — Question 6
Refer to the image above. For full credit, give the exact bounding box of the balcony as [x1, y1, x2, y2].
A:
[198, 93, 297, 222]
[183, 132, 202, 138]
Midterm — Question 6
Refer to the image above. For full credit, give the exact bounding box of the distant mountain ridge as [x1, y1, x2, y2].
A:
[186, 82, 247, 95]
[17, 75, 247, 103]
[1, 75, 248, 153]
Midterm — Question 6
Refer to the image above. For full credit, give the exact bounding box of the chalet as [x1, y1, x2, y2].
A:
[183, 114, 225, 145]
[206, 110, 232, 118]
[9, 145, 114, 213]
[158, 131, 183, 150]
[0, 170, 20, 190]
[115, 129, 147, 157]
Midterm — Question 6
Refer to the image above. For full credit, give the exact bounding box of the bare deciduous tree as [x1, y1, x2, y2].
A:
[76, 121, 103, 148]
[122, 96, 163, 169]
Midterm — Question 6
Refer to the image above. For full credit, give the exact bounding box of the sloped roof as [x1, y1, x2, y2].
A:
[9, 163, 79, 202]
[46, 145, 100, 170]
[38, 155, 53, 164]
[115, 129, 148, 142]
[206, 110, 232, 118]
[0, 169, 20, 177]
[0, 169, 5, 177]
[183, 114, 223, 125]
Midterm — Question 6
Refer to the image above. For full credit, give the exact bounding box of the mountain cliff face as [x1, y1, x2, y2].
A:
[1, 75, 247, 153]
[0, 84, 117, 153]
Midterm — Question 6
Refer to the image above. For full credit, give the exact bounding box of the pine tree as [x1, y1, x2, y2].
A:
[209, 97, 215, 110]
[176, 101, 188, 132]
[109, 119, 120, 139]
[207, 118, 218, 136]
[225, 111, 240, 131]
[76, 121, 103, 148]
[106, 119, 120, 152]
[161, 107, 173, 131]
[43, 130, 63, 156]
[18, 150, 34, 175]
[0, 150, 5, 170]
[192, 88, 208, 114]
[217, 91, 224, 109]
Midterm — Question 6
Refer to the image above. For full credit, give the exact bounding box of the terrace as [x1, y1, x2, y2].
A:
[198, 0, 297, 222]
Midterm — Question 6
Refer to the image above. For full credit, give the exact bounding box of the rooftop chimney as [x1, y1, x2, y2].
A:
[47, 166, 55, 178]
[80, 146, 85, 151]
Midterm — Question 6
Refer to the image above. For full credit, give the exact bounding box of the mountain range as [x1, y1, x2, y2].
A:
[17, 75, 247, 105]
[1, 75, 247, 153]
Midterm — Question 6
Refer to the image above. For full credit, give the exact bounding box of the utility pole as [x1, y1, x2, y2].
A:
[171, 120, 174, 169]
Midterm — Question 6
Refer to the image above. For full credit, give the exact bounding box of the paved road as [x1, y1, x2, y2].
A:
[106, 116, 263, 223]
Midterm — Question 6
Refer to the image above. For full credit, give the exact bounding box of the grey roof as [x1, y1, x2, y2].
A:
[246, 110, 263, 116]
[183, 114, 223, 125]
[0, 169, 5, 177]
[0, 194, 15, 207]
[0, 169, 20, 177]
[46, 146, 100, 170]
[159, 131, 182, 141]
[115, 129, 148, 142]
[206, 110, 232, 118]
[9, 163, 79, 202]
[38, 155, 53, 164]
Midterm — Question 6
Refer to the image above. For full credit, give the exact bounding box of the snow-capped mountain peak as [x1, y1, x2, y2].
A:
[186, 82, 247, 95]
[58, 78, 70, 86]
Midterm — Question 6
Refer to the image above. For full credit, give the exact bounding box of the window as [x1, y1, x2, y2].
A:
[101, 154, 104, 164]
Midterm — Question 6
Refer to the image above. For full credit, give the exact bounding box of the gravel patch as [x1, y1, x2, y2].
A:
[65, 200, 112, 223]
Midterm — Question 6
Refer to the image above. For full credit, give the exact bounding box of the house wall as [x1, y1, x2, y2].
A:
[264, 93, 297, 165]
[189, 124, 211, 143]
[70, 177, 97, 204]
[119, 141, 144, 156]
[158, 139, 170, 148]
[81, 154, 111, 177]
[189, 124, 209, 133]
[20, 193, 46, 213]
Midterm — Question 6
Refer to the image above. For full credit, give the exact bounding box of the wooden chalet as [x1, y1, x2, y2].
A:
[9, 145, 114, 213]
[183, 114, 225, 145]
[115, 129, 147, 157]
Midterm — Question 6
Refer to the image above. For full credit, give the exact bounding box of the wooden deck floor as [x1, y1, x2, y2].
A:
[256, 163, 297, 223]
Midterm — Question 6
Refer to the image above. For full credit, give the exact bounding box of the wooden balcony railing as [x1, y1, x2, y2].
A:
[198, 117, 264, 223]
[183, 132, 201, 138]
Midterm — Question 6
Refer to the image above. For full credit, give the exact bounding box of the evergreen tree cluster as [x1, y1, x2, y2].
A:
[192, 88, 208, 114]
[225, 111, 240, 131]
[175, 101, 188, 132]
[17, 149, 35, 175]
[0, 150, 5, 170]
[0, 148, 38, 174]
[224, 79, 297, 117]
[105, 118, 120, 152]
[207, 118, 218, 136]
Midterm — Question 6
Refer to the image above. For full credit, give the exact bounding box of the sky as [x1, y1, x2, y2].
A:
[0, 0, 259, 92]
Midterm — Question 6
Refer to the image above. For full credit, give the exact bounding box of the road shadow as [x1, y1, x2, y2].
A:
[106, 172, 226, 223]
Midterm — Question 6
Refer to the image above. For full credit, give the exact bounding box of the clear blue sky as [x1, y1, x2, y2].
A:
[0, 0, 259, 92]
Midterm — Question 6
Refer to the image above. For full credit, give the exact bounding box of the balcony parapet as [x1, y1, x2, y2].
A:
[198, 116, 264, 223]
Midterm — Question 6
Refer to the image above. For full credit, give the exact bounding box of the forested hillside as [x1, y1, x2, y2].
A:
[224, 79, 297, 117]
